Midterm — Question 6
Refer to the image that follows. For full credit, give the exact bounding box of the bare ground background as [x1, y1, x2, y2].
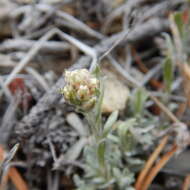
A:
[0, 0, 190, 190]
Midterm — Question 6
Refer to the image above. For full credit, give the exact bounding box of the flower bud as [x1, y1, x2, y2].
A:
[60, 69, 100, 111]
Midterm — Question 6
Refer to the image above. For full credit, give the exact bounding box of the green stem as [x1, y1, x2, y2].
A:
[85, 112, 97, 137]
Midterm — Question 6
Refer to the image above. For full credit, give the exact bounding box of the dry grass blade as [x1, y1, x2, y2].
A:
[0, 143, 19, 185]
[181, 63, 190, 107]
[141, 144, 178, 190]
[182, 174, 190, 190]
[169, 14, 183, 63]
[0, 39, 70, 53]
[0, 144, 19, 172]
[56, 10, 104, 39]
[7, 168, 28, 190]
[135, 135, 169, 190]
[148, 95, 180, 123]
[0, 145, 29, 190]
[99, 30, 130, 62]
[0, 76, 12, 101]
[26, 67, 49, 91]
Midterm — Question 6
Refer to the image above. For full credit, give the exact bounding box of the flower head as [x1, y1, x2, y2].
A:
[60, 69, 100, 111]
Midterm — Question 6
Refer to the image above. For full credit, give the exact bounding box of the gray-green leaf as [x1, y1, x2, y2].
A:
[103, 110, 119, 138]
[163, 56, 173, 93]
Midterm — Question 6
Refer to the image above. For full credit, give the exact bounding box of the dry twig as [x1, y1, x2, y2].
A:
[182, 174, 190, 190]
[141, 144, 178, 190]
[0, 145, 28, 190]
[135, 136, 169, 190]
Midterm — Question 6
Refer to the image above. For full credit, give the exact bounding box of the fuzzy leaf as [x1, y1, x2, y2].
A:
[117, 119, 136, 151]
[132, 88, 148, 115]
[163, 57, 173, 92]
[103, 110, 119, 138]
[97, 140, 106, 169]
[163, 33, 175, 56]
[174, 12, 184, 37]
[91, 65, 101, 78]
[65, 138, 88, 161]
[93, 79, 104, 133]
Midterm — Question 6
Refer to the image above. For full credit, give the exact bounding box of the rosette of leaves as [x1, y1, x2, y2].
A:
[60, 68, 156, 190]
[73, 112, 155, 190]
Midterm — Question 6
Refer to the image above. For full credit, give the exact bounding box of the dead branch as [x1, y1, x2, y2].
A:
[0, 39, 71, 54]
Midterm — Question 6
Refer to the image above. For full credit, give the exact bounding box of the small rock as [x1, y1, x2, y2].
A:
[102, 69, 130, 113]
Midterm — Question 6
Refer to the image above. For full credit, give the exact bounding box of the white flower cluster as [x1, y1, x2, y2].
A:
[60, 69, 99, 111]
